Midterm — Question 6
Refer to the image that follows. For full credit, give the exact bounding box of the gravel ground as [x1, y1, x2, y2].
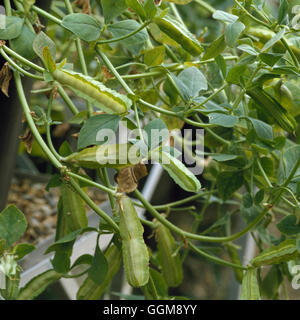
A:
[6, 176, 107, 244]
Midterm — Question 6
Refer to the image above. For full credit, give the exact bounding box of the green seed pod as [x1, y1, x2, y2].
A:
[247, 27, 300, 61]
[0, 271, 20, 300]
[76, 244, 122, 300]
[156, 222, 183, 287]
[246, 86, 297, 133]
[118, 196, 149, 287]
[151, 151, 201, 193]
[65, 144, 142, 170]
[59, 180, 88, 236]
[153, 15, 203, 56]
[42, 46, 130, 115]
[17, 270, 61, 300]
[240, 268, 261, 300]
[226, 244, 243, 284]
[251, 239, 299, 267]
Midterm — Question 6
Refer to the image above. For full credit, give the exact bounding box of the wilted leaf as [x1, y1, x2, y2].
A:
[19, 127, 34, 154]
[115, 163, 148, 193]
[0, 62, 12, 97]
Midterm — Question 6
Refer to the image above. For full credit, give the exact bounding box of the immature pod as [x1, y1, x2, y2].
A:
[65, 144, 142, 170]
[17, 270, 61, 300]
[240, 268, 261, 300]
[247, 27, 300, 61]
[52, 69, 130, 115]
[153, 15, 203, 56]
[0, 272, 20, 300]
[246, 86, 297, 133]
[251, 239, 299, 267]
[151, 151, 201, 193]
[42, 46, 130, 115]
[226, 244, 243, 284]
[118, 196, 149, 287]
[156, 222, 183, 287]
[76, 244, 122, 300]
[60, 180, 88, 234]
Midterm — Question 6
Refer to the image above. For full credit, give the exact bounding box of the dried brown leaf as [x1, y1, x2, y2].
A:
[0, 62, 12, 97]
[19, 127, 34, 153]
[115, 163, 148, 193]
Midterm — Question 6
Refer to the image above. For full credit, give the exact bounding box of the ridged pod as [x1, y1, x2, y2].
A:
[153, 15, 203, 56]
[76, 244, 122, 300]
[240, 268, 261, 300]
[65, 144, 142, 170]
[247, 87, 297, 133]
[17, 270, 61, 300]
[251, 239, 298, 267]
[118, 196, 149, 287]
[156, 222, 183, 287]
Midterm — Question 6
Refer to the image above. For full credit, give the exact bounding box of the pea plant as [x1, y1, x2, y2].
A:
[1, 0, 300, 300]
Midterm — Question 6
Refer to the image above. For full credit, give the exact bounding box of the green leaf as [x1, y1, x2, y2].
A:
[202, 34, 226, 60]
[144, 0, 157, 19]
[0, 16, 23, 40]
[225, 21, 245, 47]
[226, 64, 247, 84]
[254, 189, 265, 205]
[45, 174, 61, 191]
[0, 205, 27, 248]
[23, 0, 36, 14]
[126, 0, 146, 19]
[247, 117, 274, 141]
[33, 31, 56, 62]
[278, 0, 289, 25]
[174, 67, 207, 99]
[59, 141, 73, 157]
[211, 154, 238, 162]
[61, 13, 101, 42]
[88, 241, 108, 285]
[69, 110, 88, 125]
[12, 243, 35, 260]
[262, 28, 286, 52]
[217, 171, 244, 201]
[71, 254, 93, 270]
[212, 10, 238, 23]
[261, 265, 283, 299]
[144, 46, 165, 66]
[209, 113, 238, 127]
[144, 119, 168, 150]
[259, 53, 283, 67]
[277, 215, 300, 235]
[108, 20, 149, 55]
[241, 268, 261, 300]
[243, 193, 253, 208]
[237, 44, 257, 56]
[10, 25, 37, 60]
[45, 228, 95, 253]
[77, 114, 121, 150]
[100, 0, 127, 22]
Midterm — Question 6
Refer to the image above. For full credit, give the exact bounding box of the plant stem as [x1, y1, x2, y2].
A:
[134, 189, 270, 243]
[0, 48, 44, 80]
[188, 242, 247, 270]
[98, 21, 151, 44]
[2, 45, 44, 73]
[57, 85, 79, 115]
[194, 0, 216, 14]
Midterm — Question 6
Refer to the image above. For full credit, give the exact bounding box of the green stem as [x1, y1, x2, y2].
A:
[4, 0, 12, 16]
[46, 90, 64, 161]
[256, 157, 272, 188]
[281, 37, 299, 69]
[194, 0, 216, 14]
[0, 48, 44, 80]
[98, 21, 151, 44]
[188, 242, 247, 270]
[69, 177, 119, 232]
[233, 0, 270, 28]
[2, 45, 44, 73]
[14, 72, 62, 169]
[57, 85, 79, 115]
[134, 189, 270, 243]
[32, 4, 62, 24]
[148, 275, 159, 300]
